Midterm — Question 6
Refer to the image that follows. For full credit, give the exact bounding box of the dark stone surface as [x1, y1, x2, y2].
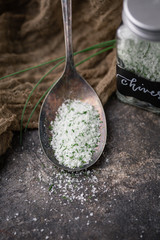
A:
[0, 95, 160, 240]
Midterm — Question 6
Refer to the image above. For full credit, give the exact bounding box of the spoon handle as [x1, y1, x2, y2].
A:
[61, 0, 74, 70]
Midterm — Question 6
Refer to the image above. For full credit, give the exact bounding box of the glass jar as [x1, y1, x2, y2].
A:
[116, 0, 160, 113]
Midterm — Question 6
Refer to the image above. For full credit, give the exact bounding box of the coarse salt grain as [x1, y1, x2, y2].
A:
[48, 170, 100, 205]
[50, 100, 101, 168]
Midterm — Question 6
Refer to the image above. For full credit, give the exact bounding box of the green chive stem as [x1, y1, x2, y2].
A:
[0, 39, 116, 81]
[20, 59, 65, 143]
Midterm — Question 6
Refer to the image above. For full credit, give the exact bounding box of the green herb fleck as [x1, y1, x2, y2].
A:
[62, 196, 67, 200]
[49, 136, 52, 142]
[73, 143, 78, 147]
[49, 125, 53, 130]
[49, 184, 54, 191]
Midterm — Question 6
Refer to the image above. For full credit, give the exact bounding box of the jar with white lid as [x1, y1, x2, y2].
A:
[116, 0, 160, 113]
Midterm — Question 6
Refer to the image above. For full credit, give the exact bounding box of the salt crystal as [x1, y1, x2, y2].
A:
[50, 100, 101, 169]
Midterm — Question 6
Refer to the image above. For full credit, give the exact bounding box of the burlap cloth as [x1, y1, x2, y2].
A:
[0, 0, 122, 156]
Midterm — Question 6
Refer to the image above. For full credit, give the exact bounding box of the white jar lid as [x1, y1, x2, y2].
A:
[123, 0, 160, 41]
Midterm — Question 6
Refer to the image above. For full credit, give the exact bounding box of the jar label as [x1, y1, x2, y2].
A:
[116, 65, 160, 108]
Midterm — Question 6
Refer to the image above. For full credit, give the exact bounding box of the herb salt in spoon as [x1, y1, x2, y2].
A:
[39, 0, 107, 172]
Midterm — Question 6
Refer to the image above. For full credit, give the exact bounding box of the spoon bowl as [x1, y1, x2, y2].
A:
[39, 0, 107, 172]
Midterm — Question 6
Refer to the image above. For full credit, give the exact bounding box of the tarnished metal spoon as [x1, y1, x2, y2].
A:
[39, 0, 107, 172]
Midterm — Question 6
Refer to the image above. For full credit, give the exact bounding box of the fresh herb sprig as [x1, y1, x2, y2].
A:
[0, 39, 115, 81]
[0, 39, 116, 142]
[22, 45, 115, 141]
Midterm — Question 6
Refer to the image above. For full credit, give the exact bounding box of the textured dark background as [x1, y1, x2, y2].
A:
[0, 95, 160, 240]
